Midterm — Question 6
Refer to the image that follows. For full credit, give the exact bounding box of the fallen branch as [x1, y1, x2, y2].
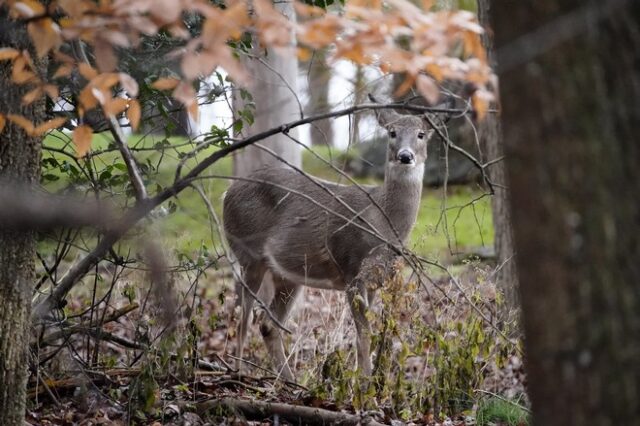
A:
[194, 397, 386, 426]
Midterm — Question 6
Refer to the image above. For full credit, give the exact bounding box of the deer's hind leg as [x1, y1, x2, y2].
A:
[235, 261, 267, 372]
[258, 274, 302, 381]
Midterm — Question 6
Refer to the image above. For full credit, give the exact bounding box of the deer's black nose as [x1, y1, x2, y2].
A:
[397, 150, 415, 164]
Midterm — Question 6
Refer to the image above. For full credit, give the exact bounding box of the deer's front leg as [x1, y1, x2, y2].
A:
[347, 279, 372, 376]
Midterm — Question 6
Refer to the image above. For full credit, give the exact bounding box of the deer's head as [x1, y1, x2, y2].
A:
[375, 108, 434, 168]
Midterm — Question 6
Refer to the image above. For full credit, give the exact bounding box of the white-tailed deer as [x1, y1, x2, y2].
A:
[223, 104, 434, 380]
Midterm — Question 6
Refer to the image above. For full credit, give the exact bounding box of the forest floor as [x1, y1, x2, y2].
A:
[27, 260, 528, 426]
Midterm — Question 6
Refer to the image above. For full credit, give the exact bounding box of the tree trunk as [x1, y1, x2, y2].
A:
[233, 0, 301, 177]
[476, 0, 519, 324]
[305, 49, 333, 147]
[0, 14, 46, 424]
[493, 1, 640, 424]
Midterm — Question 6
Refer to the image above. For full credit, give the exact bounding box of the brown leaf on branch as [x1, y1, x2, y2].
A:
[0, 48, 20, 61]
[78, 62, 98, 80]
[73, 125, 93, 158]
[127, 99, 141, 131]
[34, 117, 68, 136]
[416, 74, 440, 105]
[173, 81, 198, 120]
[119, 73, 139, 97]
[11, 54, 38, 85]
[27, 18, 62, 57]
[7, 115, 67, 136]
[7, 114, 35, 135]
[52, 63, 73, 79]
[94, 37, 118, 72]
[21, 87, 43, 106]
[10, 0, 45, 19]
[103, 97, 129, 116]
[151, 77, 180, 91]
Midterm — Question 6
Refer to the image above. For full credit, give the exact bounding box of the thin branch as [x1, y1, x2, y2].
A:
[108, 116, 148, 201]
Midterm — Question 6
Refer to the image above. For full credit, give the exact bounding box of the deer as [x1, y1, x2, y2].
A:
[222, 102, 435, 381]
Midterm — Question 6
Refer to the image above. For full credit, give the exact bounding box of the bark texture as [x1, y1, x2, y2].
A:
[493, 0, 640, 424]
[477, 0, 519, 322]
[0, 13, 46, 425]
[233, 0, 301, 177]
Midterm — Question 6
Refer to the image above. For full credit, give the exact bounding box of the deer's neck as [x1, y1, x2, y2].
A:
[380, 163, 424, 243]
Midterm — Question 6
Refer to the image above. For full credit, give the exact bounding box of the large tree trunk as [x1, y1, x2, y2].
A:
[0, 14, 46, 424]
[233, 0, 301, 177]
[493, 1, 640, 424]
[476, 0, 519, 323]
[305, 49, 333, 147]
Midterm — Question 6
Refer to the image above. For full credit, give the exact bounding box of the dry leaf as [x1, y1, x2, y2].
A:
[394, 74, 416, 98]
[471, 90, 491, 121]
[11, 0, 46, 18]
[27, 18, 62, 57]
[416, 74, 440, 105]
[127, 99, 141, 131]
[34, 117, 68, 135]
[94, 38, 118, 72]
[151, 77, 180, 91]
[7, 114, 35, 135]
[78, 62, 98, 80]
[22, 87, 43, 106]
[119, 73, 139, 97]
[0, 48, 20, 61]
[103, 97, 128, 116]
[43, 84, 59, 99]
[53, 63, 73, 79]
[0, 114, 6, 133]
[11, 55, 37, 84]
[78, 86, 98, 110]
[73, 125, 93, 157]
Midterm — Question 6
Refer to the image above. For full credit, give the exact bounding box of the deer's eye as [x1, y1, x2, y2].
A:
[389, 130, 397, 138]
[417, 131, 425, 139]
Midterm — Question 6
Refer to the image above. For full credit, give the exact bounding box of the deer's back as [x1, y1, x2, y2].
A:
[223, 167, 385, 288]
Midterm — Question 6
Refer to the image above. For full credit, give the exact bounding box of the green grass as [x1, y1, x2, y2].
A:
[476, 398, 530, 426]
[41, 133, 493, 258]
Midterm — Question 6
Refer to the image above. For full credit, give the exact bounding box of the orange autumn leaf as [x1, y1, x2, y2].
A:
[27, 18, 62, 57]
[151, 77, 180, 91]
[73, 125, 93, 158]
[394, 74, 416, 98]
[34, 117, 68, 135]
[53, 63, 73, 79]
[43, 84, 59, 99]
[127, 99, 141, 131]
[78, 62, 98, 80]
[103, 97, 128, 116]
[118, 73, 139, 97]
[7, 114, 35, 135]
[416, 74, 440, 105]
[22, 87, 43, 105]
[11, 55, 38, 84]
[0, 114, 6, 133]
[11, 0, 45, 18]
[0, 48, 20, 61]
[471, 90, 492, 121]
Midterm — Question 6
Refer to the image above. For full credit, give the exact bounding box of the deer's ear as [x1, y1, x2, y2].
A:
[369, 93, 401, 127]
[375, 108, 401, 127]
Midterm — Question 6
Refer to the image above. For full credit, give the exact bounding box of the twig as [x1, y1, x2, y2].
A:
[108, 116, 148, 201]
